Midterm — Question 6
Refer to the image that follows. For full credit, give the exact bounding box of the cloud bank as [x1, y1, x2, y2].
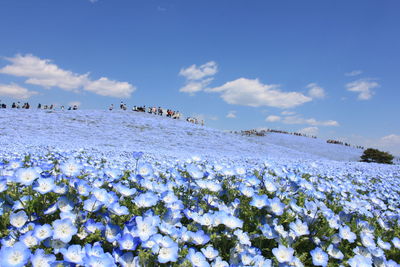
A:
[0, 54, 136, 98]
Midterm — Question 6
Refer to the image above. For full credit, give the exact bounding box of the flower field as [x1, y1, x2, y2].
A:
[0, 149, 399, 266]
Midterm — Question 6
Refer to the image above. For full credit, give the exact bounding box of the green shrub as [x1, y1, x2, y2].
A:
[360, 148, 394, 164]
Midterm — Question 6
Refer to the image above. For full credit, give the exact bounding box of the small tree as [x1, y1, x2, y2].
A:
[360, 148, 394, 164]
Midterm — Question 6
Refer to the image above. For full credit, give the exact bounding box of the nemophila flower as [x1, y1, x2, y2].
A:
[199, 213, 215, 227]
[339, 225, 357, 243]
[250, 194, 269, 209]
[84, 253, 116, 267]
[85, 219, 105, 233]
[14, 167, 40, 185]
[212, 256, 229, 267]
[10, 210, 28, 228]
[191, 230, 211, 246]
[133, 192, 158, 208]
[347, 254, 372, 267]
[206, 180, 222, 192]
[33, 224, 53, 241]
[109, 202, 129, 215]
[158, 244, 179, 263]
[377, 237, 391, 250]
[289, 219, 310, 237]
[360, 232, 376, 248]
[134, 215, 159, 241]
[239, 184, 255, 197]
[201, 246, 219, 261]
[75, 180, 91, 196]
[187, 248, 209, 267]
[0, 242, 31, 267]
[132, 151, 144, 160]
[60, 160, 82, 177]
[60, 244, 85, 265]
[83, 197, 103, 212]
[56, 196, 74, 212]
[118, 233, 139, 250]
[19, 231, 39, 248]
[30, 249, 56, 267]
[114, 183, 136, 197]
[310, 247, 329, 266]
[327, 244, 344, 260]
[234, 229, 251, 246]
[116, 252, 140, 267]
[263, 179, 277, 192]
[33, 177, 55, 194]
[268, 197, 285, 216]
[222, 214, 243, 229]
[260, 224, 278, 239]
[392, 237, 400, 249]
[138, 162, 154, 177]
[52, 218, 78, 243]
[272, 245, 294, 263]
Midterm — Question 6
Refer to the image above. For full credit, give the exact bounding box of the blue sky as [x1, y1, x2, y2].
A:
[0, 0, 399, 155]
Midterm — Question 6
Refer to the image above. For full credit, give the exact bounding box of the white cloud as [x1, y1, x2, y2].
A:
[179, 61, 218, 94]
[281, 110, 296, 115]
[205, 78, 312, 108]
[0, 83, 38, 99]
[84, 77, 136, 98]
[298, 126, 319, 136]
[266, 115, 281, 122]
[226, 111, 236, 119]
[346, 79, 379, 100]
[179, 78, 213, 94]
[179, 61, 218, 81]
[307, 83, 325, 99]
[345, 70, 363, 77]
[0, 54, 88, 91]
[282, 115, 339, 126]
[0, 54, 136, 98]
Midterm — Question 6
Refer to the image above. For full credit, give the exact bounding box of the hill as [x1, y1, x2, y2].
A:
[0, 109, 363, 162]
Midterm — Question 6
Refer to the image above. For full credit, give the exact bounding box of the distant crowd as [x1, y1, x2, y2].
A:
[327, 139, 364, 150]
[235, 129, 317, 139]
[109, 101, 204, 125]
[234, 129, 364, 150]
[0, 101, 79, 110]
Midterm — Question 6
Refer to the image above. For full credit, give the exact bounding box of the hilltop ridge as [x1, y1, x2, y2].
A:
[0, 109, 364, 162]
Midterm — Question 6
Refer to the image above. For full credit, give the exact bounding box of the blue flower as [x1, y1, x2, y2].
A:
[33, 177, 55, 194]
[338, 225, 356, 243]
[30, 249, 56, 267]
[14, 167, 40, 185]
[60, 160, 82, 177]
[118, 233, 140, 250]
[268, 197, 285, 216]
[310, 247, 329, 267]
[132, 151, 144, 160]
[9, 210, 28, 228]
[33, 224, 53, 241]
[250, 194, 269, 209]
[272, 245, 294, 263]
[186, 248, 209, 267]
[347, 254, 372, 267]
[52, 218, 78, 243]
[0, 242, 31, 267]
[60, 244, 85, 265]
[289, 219, 309, 237]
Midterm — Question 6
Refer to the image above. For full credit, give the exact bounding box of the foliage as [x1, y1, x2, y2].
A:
[361, 148, 394, 164]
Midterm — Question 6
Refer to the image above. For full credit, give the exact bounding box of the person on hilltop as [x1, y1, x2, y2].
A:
[37, 103, 41, 109]
[109, 104, 114, 111]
